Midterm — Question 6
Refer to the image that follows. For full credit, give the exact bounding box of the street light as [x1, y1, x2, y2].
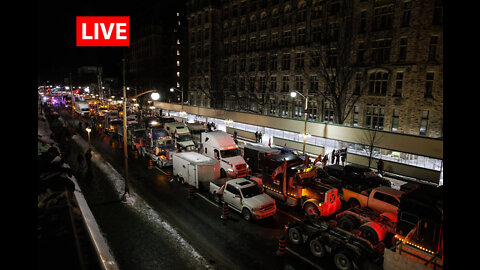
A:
[170, 87, 184, 122]
[290, 90, 310, 156]
[85, 127, 91, 145]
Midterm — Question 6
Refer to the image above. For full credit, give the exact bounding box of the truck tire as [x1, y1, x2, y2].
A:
[333, 251, 353, 270]
[338, 215, 358, 232]
[242, 208, 252, 221]
[287, 226, 302, 245]
[347, 199, 360, 209]
[309, 237, 326, 258]
[304, 202, 320, 217]
[359, 224, 379, 244]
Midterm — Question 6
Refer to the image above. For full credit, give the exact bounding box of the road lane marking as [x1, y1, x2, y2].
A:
[196, 193, 220, 208]
[286, 247, 325, 270]
[276, 209, 301, 222]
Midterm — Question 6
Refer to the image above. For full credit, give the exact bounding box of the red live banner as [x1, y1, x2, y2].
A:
[76, 16, 130, 46]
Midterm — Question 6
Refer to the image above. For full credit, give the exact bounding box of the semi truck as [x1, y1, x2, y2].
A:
[285, 215, 384, 270]
[173, 152, 220, 190]
[210, 177, 276, 221]
[383, 185, 443, 270]
[164, 122, 196, 151]
[138, 125, 177, 167]
[200, 131, 249, 179]
[243, 143, 281, 173]
[250, 152, 341, 217]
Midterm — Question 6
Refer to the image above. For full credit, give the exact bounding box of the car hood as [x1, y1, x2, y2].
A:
[177, 141, 195, 147]
[244, 193, 275, 208]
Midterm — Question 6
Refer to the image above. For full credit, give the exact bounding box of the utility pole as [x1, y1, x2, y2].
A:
[122, 58, 130, 201]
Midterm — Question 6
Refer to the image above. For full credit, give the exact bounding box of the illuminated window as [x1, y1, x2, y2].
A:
[177, 72, 180, 77]
[177, 61, 180, 67]
[177, 82, 180, 88]
[177, 50, 180, 56]
[177, 39, 180, 45]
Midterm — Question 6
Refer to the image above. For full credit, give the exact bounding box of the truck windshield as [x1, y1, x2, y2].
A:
[221, 148, 241, 158]
[177, 135, 192, 142]
[156, 139, 173, 147]
[241, 185, 261, 198]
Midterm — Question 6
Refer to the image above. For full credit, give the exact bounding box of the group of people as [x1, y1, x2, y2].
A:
[254, 131, 263, 143]
[206, 122, 216, 132]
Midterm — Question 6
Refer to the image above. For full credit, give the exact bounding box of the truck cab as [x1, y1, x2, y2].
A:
[165, 122, 196, 151]
[243, 143, 281, 173]
[201, 131, 249, 179]
[74, 101, 90, 116]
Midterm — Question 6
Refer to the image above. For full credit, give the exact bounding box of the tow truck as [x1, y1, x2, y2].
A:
[247, 152, 341, 217]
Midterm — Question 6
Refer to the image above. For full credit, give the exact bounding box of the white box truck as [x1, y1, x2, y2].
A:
[74, 101, 90, 116]
[201, 131, 249, 179]
[173, 152, 220, 190]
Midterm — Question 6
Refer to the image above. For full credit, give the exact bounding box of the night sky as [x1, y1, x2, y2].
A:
[37, 0, 155, 83]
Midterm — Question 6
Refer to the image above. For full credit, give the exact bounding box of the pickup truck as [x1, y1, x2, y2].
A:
[210, 177, 276, 221]
[342, 186, 404, 217]
[325, 164, 391, 189]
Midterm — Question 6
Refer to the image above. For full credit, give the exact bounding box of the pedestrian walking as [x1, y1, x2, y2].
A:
[341, 151, 346, 166]
[85, 149, 92, 168]
[377, 159, 384, 175]
[259, 131, 262, 143]
[255, 131, 259, 142]
[335, 150, 340, 165]
[233, 130, 237, 140]
[331, 150, 336, 165]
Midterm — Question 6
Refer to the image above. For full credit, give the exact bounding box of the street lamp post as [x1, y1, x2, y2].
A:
[86, 127, 91, 145]
[170, 87, 184, 122]
[290, 90, 310, 156]
[122, 59, 130, 202]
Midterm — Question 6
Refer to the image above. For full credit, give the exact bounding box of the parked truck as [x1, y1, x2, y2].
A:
[243, 143, 280, 173]
[138, 125, 177, 167]
[383, 185, 443, 270]
[201, 131, 249, 179]
[165, 122, 196, 151]
[187, 123, 207, 148]
[325, 163, 391, 189]
[74, 101, 90, 116]
[251, 152, 341, 217]
[173, 152, 220, 190]
[210, 177, 276, 221]
[341, 186, 404, 217]
[285, 215, 384, 270]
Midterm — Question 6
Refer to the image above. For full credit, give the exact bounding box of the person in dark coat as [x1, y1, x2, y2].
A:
[255, 131, 259, 142]
[377, 159, 384, 175]
[85, 149, 93, 168]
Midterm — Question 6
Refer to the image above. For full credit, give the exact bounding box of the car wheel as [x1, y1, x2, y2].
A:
[287, 227, 302, 245]
[309, 237, 326, 258]
[338, 215, 357, 232]
[333, 251, 353, 270]
[360, 225, 379, 244]
[242, 208, 252, 221]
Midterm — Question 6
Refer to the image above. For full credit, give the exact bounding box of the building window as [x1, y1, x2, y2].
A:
[428, 36, 439, 62]
[365, 105, 385, 130]
[353, 106, 359, 127]
[270, 54, 278, 70]
[283, 30, 292, 45]
[394, 72, 403, 97]
[296, 28, 306, 44]
[368, 72, 388, 96]
[282, 54, 290, 70]
[271, 33, 279, 47]
[282, 76, 290, 92]
[373, 5, 394, 30]
[359, 11, 367, 33]
[240, 58, 246, 72]
[310, 76, 319, 93]
[425, 72, 434, 98]
[398, 37, 408, 62]
[419, 110, 429, 136]
[357, 42, 366, 64]
[392, 108, 400, 132]
[372, 39, 392, 63]
[312, 26, 321, 42]
[432, 0, 443, 25]
[323, 103, 334, 123]
[354, 73, 362, 95]
[270, 76, 277, 91]
[401, 1, 412, 27]
[295, 52, 305, 70]
[259, 55, 267, 71]
[327, 47, 337, 67]
[295, 75, 304, 92]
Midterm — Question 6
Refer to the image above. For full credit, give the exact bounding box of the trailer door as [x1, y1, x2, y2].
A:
[189, 164, 197, 189]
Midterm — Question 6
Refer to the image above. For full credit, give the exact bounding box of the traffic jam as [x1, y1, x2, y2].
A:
[41, 90, 443, 270]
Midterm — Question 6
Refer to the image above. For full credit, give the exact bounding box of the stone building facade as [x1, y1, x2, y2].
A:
[185, 0, 443, 138]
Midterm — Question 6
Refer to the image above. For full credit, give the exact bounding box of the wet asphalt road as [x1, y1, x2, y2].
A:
[55, 107, 361, 270]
